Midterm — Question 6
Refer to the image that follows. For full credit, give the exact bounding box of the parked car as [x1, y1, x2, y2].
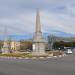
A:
[65, 49, 72, 54]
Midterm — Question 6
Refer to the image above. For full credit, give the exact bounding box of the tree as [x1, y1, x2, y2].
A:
[53, 41, 64, 50]
[0, 40, 3, 49]
[48, 35, 56, 50]
[20, 40, 32, 52]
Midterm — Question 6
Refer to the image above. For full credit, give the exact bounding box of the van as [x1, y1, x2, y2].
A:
[65, 49, 72, 54]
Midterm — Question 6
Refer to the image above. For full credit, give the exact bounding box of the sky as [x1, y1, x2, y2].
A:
[0, 0, 75, 37]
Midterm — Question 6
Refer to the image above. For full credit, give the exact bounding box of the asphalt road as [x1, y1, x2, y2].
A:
[0, 52, 75, 75]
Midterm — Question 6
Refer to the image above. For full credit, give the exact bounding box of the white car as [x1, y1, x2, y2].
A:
[65, 49, 72, 54]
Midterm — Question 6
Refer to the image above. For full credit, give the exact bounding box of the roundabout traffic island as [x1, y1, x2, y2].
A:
[0, 51, 65, 59]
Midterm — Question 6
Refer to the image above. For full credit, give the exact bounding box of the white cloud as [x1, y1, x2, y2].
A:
[0, 0, 75, 36]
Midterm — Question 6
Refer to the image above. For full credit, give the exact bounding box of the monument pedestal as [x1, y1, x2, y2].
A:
[1, 41, 10, 54]
[32, 51, 48, 57]
[1, 47, 9, 54]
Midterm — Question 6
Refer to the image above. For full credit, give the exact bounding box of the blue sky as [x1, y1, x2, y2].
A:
[0, 0, 75, 37]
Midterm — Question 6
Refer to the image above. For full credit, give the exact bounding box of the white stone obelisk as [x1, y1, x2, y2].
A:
[32, 9, 46, 55]
[1, 29, 10, 54]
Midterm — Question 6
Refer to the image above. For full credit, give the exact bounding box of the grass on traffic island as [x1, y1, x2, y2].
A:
[0, 51, 64, 58]
[0, 53, 32, 58]
[0, 53, 48, 58]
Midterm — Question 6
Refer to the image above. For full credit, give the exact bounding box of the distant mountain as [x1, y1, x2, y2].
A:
[45, 30, 75, 37]
[0, 34, 32, 41]
[0, 30, 75, 40]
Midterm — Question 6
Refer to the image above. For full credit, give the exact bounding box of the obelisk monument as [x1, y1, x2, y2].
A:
[1, 40, 10, 54]
[32, 9, 46, 55]
[1, 29, 10, 54]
